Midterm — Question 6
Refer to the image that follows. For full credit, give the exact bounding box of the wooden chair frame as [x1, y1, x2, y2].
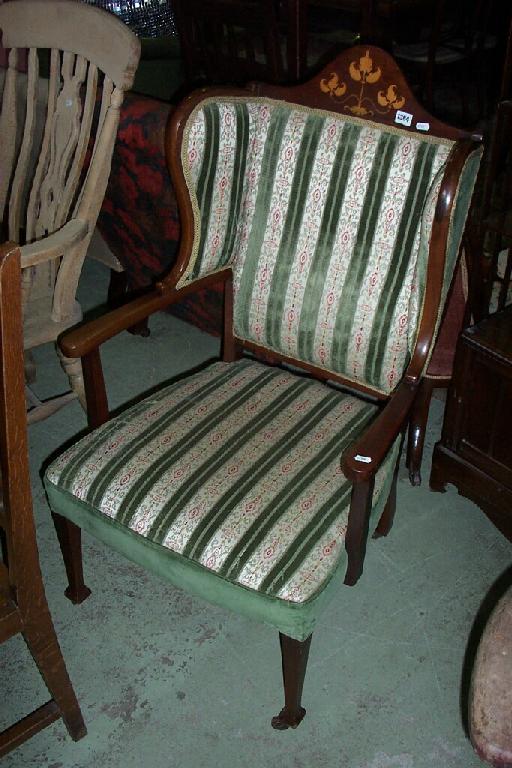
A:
[0, 242, 86, 757]
[49, 46, 481, 729]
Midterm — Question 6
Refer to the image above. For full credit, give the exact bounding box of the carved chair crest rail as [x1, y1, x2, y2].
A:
[44, 45, 482, 729]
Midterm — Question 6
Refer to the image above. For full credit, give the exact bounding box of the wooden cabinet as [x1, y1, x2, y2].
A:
[430, 307, 512, 541]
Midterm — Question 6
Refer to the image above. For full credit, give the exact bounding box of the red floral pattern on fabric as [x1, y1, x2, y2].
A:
[97, 92, 223, 334]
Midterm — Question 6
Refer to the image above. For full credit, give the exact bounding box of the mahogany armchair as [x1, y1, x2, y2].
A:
[44, 46, 481, 729]
[0, 243, 85, 757]
[0, 0, 140, 422]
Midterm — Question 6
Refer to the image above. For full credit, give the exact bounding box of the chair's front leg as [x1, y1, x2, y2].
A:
[52, 513, 91, 604]
[271, 633, 312, 730]
[344, 478, 374, 586]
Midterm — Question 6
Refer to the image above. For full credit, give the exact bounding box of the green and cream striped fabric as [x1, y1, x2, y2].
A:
[181, 98, 463, 393]
[45, 359, 397, 606]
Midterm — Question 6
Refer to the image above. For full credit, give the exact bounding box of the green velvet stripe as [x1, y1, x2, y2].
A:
[195, 101, 220, 277]
[265, 114, 326, 350]
[234, 107, 289, 340]
[297, 121, 360, 361]
[363, 141, 438, 384]
[330, 131, 399, 372]
[191, 102, 251, 280]
[45, 359, 398, 606]
[226, 102, 453, 393]
[183, 99, 463, 394]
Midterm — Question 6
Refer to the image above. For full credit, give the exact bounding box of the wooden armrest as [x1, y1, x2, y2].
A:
[342, 379, 418, 483]
[60, 268, 231, 358]
[20, 219, 89, 267]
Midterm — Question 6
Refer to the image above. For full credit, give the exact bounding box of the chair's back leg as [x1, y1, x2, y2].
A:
[406, 377, 436, 486]
[271, 633, 312, 730]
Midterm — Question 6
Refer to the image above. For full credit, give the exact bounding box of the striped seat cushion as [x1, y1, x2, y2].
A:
[180, 98, 462, 393]
[45, 359, 398, 608]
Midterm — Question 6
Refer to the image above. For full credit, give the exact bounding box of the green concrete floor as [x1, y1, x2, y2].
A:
[1, 258, 510, 768]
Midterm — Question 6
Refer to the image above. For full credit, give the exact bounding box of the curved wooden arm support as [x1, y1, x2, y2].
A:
[20, 219, 89, 268]
[406, 139, 481, 384]
[342, 379, 418, 483]
[60, 268, 231, 359]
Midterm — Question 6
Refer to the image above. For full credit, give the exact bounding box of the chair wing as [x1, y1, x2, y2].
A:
[175, 94, 481, 394]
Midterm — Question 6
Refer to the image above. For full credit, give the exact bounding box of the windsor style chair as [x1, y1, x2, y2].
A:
[0, 0, 140, 422]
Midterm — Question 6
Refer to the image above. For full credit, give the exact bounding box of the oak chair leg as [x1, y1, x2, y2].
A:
[406, 377, 435, 486]
[271, 633, 312, 730]
[22, 612, 86, 741]
[52, 513, 91, 604]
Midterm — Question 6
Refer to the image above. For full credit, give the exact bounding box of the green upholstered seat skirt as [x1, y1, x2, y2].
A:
[44, 359, 399, 640]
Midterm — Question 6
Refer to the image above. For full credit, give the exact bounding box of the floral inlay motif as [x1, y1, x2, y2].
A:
[319, 73, 347, 98]
[319, 50, 406, 118]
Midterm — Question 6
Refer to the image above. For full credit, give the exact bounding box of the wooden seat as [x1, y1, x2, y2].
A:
[0, 0, 140, 423]
[44, 45, 481, 729]
[0, 242, 86, 758]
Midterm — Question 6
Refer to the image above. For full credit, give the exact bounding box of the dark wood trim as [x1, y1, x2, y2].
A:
[0, 701, 61, 758]
[405, 138, 482, 386]
[0, 242, 86, 756]
[59, 269, 232, 359]
[240, 338, 389, 401]
[342, 380, 417, 483]
[430, 445, 512, 542]
[51, 514, 92, 605]
[252, 44, 471, 141]
[344, 478, 375, 586]
[406, 377, 437, 486]
[374, 442, 402, 539]
[82, 349, 109, 429]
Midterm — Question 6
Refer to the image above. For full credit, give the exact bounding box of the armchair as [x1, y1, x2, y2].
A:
[0, 0, 140, 422]
[44, 45, 481, 729]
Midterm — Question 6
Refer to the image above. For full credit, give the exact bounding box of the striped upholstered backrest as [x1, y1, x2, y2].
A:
[179, 98, 480, 394]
